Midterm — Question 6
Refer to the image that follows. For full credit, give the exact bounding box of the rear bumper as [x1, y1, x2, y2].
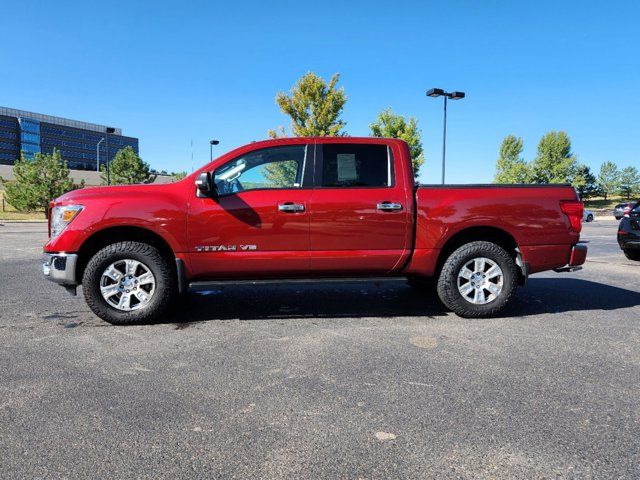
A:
[42, 253, 78, 286]
[553, 244, 587, 273]
[622, 241, 640, 250]
[569, 243, 587, 266]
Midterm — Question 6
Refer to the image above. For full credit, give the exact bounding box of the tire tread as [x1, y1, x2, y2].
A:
[82, 241, 176, 325]
[436, 241, 518, 318]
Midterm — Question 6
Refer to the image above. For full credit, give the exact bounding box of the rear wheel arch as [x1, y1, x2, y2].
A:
[435, 226, 523, 281]
[76, 226, 177, 283]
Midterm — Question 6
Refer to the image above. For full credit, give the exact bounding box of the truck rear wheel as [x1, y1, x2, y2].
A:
[436, 241, 518, 318]
[82, 241, 177, 325]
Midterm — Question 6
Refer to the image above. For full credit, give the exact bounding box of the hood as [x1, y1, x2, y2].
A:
[54, 183, 173, 204]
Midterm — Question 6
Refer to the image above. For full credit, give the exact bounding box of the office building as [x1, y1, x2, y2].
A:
[0, 106, 138, 170]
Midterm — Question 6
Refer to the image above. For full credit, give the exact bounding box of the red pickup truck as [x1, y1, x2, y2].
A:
[43, 137, 587, 324]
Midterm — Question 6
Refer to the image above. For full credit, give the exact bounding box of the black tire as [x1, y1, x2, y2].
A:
[436, 241, 518, 318]
[587, 214, 594, 222]
[82, 241, 177, 325]
[624, 249, 640, 261]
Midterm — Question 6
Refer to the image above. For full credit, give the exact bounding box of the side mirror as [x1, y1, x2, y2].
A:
[195, 172, 215, 197]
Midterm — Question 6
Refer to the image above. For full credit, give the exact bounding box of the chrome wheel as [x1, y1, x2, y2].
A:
[99, 259, 156, 311]
[457, 257, 503, 305]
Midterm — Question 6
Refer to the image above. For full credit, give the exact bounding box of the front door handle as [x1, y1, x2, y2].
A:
[278, 203, 305, 213]
[377, 202, 403, 211]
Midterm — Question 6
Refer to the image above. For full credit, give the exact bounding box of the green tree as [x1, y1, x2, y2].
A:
[618, 166, 640, 199]
[266, 72, 347, 185]
[101, 146, 155, 185]
[572, 164, 598, 199]
[0, 150, 78, 217]
[531, 131, 578, 183]
[269, 72, 347, 138]
[370, 108, 424, 179]
[597, 161, 619, 201]
[493, 135, 531, 183]
[173, 171, 188, 181]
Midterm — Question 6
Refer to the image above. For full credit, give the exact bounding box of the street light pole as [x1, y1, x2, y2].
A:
[105, 127, 115, 185]
[96, 138, 105, 173]
[210, 139, 219, 162]
[426, 88, 465, 184]
[441, 95, 447, 185]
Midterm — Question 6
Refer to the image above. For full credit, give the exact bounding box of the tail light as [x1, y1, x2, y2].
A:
[560, 200, 583, 233]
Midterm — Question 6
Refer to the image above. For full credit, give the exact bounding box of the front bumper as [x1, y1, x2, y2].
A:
[42, 253, 78, 286]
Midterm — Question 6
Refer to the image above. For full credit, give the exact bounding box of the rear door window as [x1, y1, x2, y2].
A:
[317, 144, 393, 188]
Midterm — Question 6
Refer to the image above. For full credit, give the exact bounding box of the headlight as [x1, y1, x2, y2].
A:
[50, 205, 83, 238]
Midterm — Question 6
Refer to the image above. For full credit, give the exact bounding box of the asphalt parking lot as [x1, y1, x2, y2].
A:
[0, 220, 638, 479]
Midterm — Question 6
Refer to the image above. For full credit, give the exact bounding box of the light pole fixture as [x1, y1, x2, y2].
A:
[96, 138, 105, 172]
[426, 88, 465, 184]
[210, 139, 219, 162]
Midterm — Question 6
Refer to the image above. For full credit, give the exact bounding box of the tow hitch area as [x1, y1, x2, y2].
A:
[554, 266, 583, 273]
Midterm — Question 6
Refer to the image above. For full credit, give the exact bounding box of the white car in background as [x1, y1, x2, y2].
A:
[583, 209, 594, 222]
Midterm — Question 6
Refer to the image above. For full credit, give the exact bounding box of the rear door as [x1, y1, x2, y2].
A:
[187, 143, 312, 279]
[308, 141, 412, 274]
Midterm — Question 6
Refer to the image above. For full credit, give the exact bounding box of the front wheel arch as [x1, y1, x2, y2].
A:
[76, 226, 177, 285]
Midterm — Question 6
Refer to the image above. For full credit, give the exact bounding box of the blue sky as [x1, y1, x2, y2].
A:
[1, 0, 638, 183]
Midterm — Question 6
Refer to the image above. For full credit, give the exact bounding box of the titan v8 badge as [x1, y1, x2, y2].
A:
[195, 245, 257, 252]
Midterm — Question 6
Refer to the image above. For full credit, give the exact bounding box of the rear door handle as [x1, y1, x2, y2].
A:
[278, 203, 305, 213]
[377, 202, 403, 211]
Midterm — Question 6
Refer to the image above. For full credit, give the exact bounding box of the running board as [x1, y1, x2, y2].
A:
[189, 277, 405, 290]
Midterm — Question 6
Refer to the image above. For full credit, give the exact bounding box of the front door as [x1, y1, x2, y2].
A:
[187, 143, 312, 279]
[308, 141, 412, 274]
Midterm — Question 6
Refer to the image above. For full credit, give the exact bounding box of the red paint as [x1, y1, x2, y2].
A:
[569, 244, 588, 267]
[44, 136, 586, 283]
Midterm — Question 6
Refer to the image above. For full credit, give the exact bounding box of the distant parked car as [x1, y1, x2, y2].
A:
[614, 202, 635, 220]
[617, 201, 640, 260]
[583, 209, 594, 222]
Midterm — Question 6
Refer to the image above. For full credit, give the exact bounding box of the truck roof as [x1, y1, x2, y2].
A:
[248, 136, 408, 148]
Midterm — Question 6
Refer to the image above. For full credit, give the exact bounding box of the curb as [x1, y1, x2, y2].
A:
[0, 220, 48, 224]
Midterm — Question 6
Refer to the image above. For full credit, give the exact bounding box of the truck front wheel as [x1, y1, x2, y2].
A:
[82, 241, 177, 325]
[436, 241, 518, 318]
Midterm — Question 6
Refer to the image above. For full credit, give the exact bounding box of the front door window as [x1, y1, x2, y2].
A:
[213, 144, 307, 195]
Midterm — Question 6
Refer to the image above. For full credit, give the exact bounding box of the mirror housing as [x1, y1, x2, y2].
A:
[195, 172, 215, 197]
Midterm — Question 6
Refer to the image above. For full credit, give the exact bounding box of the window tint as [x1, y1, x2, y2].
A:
[320, 144, 392, 187]
[213, 145, 307, 195]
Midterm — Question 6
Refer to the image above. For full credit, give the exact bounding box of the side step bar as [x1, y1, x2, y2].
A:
[189, 277, 405, 290]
